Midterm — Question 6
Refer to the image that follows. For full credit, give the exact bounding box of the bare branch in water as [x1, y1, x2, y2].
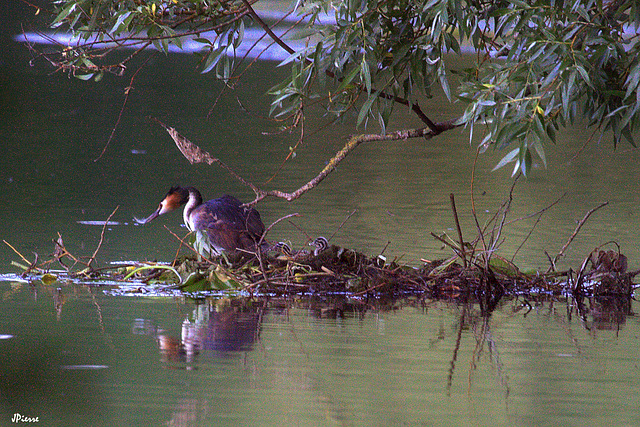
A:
[86, 206, 120, 271]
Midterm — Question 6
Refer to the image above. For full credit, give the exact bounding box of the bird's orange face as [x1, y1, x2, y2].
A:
[137, 188, 186, 224]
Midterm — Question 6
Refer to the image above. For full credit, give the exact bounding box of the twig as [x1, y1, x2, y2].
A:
[379, 241, 391, 257]
[328, 209, 357, 243]
[254, 213, 301, 285]
[489, 173, 521, 257]
[470, 146, 488, 255]
[431, 232, 464, 258]
[510, 193, 566, 262]
[550, 202, 609, 271]
[3, 240, 32, 266]
[287, 219, 313, 243]
[162, 225, 214, 264]
[258, 213, 300, 247]
[449, 194, 467, 268]
[94, 50, 155, 162]
[86, 206, 119, 271]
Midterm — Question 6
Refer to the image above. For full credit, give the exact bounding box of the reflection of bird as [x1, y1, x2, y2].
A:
[310, 236, 329, 256]
[138, 186, 265, 256]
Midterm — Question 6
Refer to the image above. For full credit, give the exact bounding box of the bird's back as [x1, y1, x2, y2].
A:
[190, 195, 265, 253]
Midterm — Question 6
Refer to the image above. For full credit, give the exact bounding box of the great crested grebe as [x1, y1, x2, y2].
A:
[138, 186, 266, 256]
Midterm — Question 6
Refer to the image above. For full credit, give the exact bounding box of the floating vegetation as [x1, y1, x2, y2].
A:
[2, 177, 638, 322]
[4, 234, 638, 303]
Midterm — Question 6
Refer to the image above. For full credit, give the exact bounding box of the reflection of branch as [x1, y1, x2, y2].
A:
[153, 117, 460, 205]
[447, 304, 467, 396]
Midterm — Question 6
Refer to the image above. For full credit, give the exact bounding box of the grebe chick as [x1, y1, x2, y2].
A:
[273, 241, 293, 256]
[138, 186, 265, 256]
[310, 236, 329, 256]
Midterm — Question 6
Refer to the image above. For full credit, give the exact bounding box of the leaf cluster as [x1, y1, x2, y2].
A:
[49, 0, 248, 80]
[274, 0, 640, 172]
[456, 0, 640, 174]
[43, 0, 640, 172]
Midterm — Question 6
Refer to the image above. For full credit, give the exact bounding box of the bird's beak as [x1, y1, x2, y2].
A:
[134, 208, 161, 225]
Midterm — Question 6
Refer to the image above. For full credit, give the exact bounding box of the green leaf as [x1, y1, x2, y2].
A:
[201, 45, 226, 74]
[492, 148, 519, 171]
[357, 91, 378, 127]
[336, 65, 361, 93]
[75, 73, 94, 81]
[438, 62, 451, 101]
[575, 65, 592, 89]
[278, 47, 312, 68]
[109, 11, 131, 34]
[531, 139, 547, 168]
[361, 59, 371, 94]
[51, 2, 77, 28]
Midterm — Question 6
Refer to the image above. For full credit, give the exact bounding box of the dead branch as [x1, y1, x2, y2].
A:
[549, 202, 609, 272]
[449, 194, 467, 268]
[86, 206, 119, 271]
[152, 117, 460, 205]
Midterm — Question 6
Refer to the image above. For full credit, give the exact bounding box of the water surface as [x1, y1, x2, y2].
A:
[1, 281, 638, 426]
[1, 4, 640, 426]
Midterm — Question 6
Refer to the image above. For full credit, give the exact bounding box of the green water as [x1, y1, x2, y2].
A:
[1, 284, 638, 427]
[2, 3, 640, 426]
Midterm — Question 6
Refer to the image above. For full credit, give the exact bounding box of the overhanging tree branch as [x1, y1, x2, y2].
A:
[153, 117, 461, 204]
[240, 0, 441, 131]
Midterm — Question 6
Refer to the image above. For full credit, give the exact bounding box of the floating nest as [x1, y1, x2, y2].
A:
[7, 233, 638, 313]
[98, 244, 639, 302]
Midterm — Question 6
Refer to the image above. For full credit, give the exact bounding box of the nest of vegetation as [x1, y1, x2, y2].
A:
[6, 232, 639, 323]
[79, 242, 638, 303]
[5, 188, 639, 312]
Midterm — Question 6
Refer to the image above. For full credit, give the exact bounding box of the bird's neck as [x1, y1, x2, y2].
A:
[183, 187, 203, 231]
